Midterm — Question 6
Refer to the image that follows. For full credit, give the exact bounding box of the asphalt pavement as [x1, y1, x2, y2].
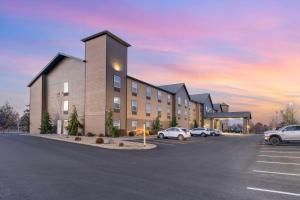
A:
[0, 133, 299, 200]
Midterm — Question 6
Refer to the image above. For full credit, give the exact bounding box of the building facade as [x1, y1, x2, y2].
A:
[28, 30, 251, 135]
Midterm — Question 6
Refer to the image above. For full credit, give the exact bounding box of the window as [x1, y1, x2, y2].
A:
[177, 109, 181, 116]
[63, 100, 68, 114]
[185, 99, 188, 107]
[132, 82, 138, 95]
[146, 103, 151, 116]
[63, 82, 69, 95]
[167, 106, 171, 118]
[146, 87, 152, 99]
[131, 100, 138, 114]
[145, 121, 152, 130]
[157, 91, 162, 102]
[131, 120, 137, 131]
[113, 120, 120, 129]
[285, 126, 296, 131]
[157, 104, 162, 117]
[178, 97, 181, 106]
[113, 75, 121, 89]
[167, 94, 171, 104]
[114, 97, 120, 112]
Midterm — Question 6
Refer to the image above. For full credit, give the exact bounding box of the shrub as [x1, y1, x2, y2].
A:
[95, 137, 104, 144]
[74, 136, 81, 141]
[86, 132, 95, 137]
[118, 142, 124, 147]
[128, 131, 135, 137]
[98, 133, 105, 137]
[39, 111, 53, 134]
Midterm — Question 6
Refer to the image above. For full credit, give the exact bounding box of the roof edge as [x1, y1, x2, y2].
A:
[27, 53, 84, 87]
[81, 30, 131, 47]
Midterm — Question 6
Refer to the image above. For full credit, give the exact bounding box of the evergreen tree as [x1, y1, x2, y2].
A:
[193, 120, 198, 128]
[20, 106, 30, 132]
[152, 116, 161, 134]
[39, 111, 53, 134]
[170, 116, 178, 127]
[66, 106, 81, 136]
[106, 110, 118, 137]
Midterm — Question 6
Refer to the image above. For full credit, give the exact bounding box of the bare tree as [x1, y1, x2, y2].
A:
[280, 103, 298, 126]
[0, 102, 19, 132]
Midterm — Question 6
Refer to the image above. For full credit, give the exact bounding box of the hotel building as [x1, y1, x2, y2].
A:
[28, 30, 251, 135]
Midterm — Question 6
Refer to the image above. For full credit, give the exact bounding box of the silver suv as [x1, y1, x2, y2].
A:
[264, 125, 300, 145]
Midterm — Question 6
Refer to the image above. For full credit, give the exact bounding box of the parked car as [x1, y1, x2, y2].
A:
[190, 127, 209, 137]
[157, 127, 191, 141]
[264, 125, 300, 145]
[207, 128, 221, 136]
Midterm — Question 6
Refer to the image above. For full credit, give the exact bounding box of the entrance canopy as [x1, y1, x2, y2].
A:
[205, 112, 252, 119]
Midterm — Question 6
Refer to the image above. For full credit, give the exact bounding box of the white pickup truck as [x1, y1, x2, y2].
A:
[264, 125, 300, 145]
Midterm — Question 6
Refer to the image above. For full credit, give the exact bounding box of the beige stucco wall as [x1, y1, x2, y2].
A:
[46, 57, 85, 133]
[126, 78, 173, 132]
[84, 36, 107, 135]
[29, 76, 44, 134]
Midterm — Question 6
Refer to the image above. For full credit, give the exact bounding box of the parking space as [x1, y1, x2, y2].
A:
[246, 142, 300, 199]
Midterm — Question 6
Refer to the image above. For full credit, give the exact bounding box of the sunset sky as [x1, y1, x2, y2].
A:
[1, 0, 300, 124]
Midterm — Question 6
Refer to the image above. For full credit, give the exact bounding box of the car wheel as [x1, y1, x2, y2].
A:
[191, 133, 194, 137]
[201, 132, 206, 137]
[212, 132, 216, 136]
[269, 136, 280, 146]
[158, 133, 164, 139]
[178, 134, 184, 141]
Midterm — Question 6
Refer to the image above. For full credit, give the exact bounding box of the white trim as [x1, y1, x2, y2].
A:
[247, 187, 300, 197]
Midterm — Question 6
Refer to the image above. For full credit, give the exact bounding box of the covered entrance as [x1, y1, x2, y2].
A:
[205, 112, 252, 134]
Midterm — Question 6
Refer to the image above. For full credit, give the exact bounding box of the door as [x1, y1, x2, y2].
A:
[290, 126, 300, 140]
[57, 120, 62, 134]
[63, 120, 68, 135]
[282, 126, 296, 140]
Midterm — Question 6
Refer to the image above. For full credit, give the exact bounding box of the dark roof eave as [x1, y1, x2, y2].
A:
[81, 30, 131, 47]
[126, 75, 174, 95]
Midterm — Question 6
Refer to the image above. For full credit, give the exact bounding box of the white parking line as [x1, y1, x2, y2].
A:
[260, 147, 300, 150]
[258, 155, 300, 159]
[253, 170, 300, 177]
[256, 160, 300, 166]
[247, 187, 300, 197]
[260, 151, 300, 154]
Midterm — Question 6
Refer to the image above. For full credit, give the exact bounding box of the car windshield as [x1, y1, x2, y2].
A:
[181, 128, 187, 132]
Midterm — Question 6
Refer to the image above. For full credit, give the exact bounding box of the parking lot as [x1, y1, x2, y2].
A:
[247, 142, 300, 199]
[0, 133, 300, 200]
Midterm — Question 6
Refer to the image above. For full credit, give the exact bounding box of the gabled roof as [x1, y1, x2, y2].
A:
[213, 103, 223, 112]
[190, 93, 211, 104]
[158, 83, 192, 101]
[205, 112, 252, 119]
[158, 83, 185, 94]
[27, 53, 84, 87]
[81, 30, 131, 47]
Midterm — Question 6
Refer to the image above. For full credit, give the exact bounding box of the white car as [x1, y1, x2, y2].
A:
[207, 128, 221, 136]
[157, 127, 191, 141]
[264, 125, 300, 145]
[190, 127, 209, 137]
